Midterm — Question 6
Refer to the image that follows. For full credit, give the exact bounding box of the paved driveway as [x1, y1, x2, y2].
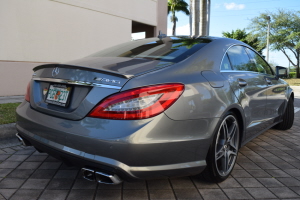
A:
[0, 100, 299, 200]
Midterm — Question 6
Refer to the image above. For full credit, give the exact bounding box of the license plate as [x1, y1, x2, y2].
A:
[45, 84, 72, 107]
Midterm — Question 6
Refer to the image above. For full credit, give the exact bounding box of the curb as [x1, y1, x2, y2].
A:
[291, 86, 300, 97]
[0, 123, 17, 140]
[0, 96, 24, 104]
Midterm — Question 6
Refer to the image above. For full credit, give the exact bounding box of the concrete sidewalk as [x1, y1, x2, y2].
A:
[293, 86, 300, 97]
[0, 96, 24, 104]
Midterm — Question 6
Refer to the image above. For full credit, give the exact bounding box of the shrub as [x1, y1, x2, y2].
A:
[289, 72, 296, 78]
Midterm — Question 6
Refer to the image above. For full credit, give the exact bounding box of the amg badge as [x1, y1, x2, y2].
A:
[94, 77, 121, 84]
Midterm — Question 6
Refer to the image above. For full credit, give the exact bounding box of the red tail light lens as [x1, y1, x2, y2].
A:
[25, 81, 31, 102]
[88, 83, 184, 120]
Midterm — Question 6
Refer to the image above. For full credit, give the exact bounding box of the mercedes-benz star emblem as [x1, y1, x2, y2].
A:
[52, 67, 59, 77]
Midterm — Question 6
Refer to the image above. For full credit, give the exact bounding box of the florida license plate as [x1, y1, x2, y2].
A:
[45, 84, 72, 107]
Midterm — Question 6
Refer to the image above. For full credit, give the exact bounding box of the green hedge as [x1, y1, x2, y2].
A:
[289, 72, 296, 78]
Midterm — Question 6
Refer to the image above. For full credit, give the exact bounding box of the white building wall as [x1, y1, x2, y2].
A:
[0, 0, 166, 96]
[52, 0, 158, 26]
[0, 0, 144, 62]
[0, 61, 47, 96]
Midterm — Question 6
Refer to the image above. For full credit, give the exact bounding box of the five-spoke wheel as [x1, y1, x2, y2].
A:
[215, 115, 239, 177]
[202, 112, 240, 182]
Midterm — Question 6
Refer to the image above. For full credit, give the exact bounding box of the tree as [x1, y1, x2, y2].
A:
[168, 0, 190, 36]
[290, 65, 297, 72]
[248, 9, 300, 78]
[189, 0, 193, 35]
[190, 0, 210, 36]
[222, 29, 264, 54]
[199, 0, 210, 36]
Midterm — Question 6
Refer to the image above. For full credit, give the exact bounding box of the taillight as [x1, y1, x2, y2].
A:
[25, 81, 31, 102]
[88, 83, 184, 120]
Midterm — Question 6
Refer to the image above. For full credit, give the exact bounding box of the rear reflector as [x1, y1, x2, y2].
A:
[25, 81, 31, 102]
[88, 83, 184, 120]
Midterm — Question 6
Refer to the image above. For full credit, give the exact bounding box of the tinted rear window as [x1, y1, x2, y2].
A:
[89, 37, 212, 63]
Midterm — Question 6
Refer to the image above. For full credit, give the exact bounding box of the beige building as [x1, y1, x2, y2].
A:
[0, 0, 167, 96]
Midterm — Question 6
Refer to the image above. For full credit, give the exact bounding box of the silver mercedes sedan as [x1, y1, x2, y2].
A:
[16, 36, 294, 184]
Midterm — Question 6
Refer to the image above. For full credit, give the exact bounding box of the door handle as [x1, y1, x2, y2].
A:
[238, 78, 247, 87]
[265, 78, 272, 85]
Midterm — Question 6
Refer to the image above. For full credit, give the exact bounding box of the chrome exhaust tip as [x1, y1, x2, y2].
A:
[81, 168, 122, 185]
[81, 168, 96, 181]
[15, 133, 30, 146]
[95, 171, 122, 185]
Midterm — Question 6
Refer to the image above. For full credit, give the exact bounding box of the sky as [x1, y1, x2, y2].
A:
[165, 0, 300, 67]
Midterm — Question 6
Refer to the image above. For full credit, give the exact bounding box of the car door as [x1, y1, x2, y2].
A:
[221, 45, 269, 140]
[246, 48, 287, 127]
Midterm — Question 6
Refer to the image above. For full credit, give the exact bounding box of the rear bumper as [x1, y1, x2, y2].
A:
[16, 101, 218, 180]
[17, 128, 206, 180]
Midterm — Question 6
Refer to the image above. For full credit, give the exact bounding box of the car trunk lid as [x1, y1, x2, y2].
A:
[29, 57, 173, 120]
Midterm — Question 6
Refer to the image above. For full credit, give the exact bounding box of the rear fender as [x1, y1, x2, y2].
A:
[207, 103, 245, 151]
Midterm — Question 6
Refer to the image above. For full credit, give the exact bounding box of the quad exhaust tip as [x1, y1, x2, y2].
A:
[15, 134, 122, 185]
[16, 133, 30, 146]
[81, 168, 122, 185]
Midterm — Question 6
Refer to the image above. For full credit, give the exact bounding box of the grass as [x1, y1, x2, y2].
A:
[0, 103, 21, 125]
[283, 78, 300, 86]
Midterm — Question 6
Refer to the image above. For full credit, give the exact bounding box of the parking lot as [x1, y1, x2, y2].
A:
[0, 96, 300, 200]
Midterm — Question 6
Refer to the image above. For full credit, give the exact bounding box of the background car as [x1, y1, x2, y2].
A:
[16, 36, 294, 184]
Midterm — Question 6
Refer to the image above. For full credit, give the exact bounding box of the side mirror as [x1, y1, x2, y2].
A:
[275, 66, 288, 78]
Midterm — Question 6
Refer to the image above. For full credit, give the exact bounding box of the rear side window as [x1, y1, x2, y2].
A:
[220, 54, 232, 70]
[89, 37, 211, 64]
[246, 48, 273, 75]
[227, 46, 257, 72]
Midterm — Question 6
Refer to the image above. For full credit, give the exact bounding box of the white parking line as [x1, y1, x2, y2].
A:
[295, 107, 300, 113]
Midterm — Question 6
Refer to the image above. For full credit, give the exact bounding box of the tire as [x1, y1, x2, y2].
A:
[202, 112, 240, 183]
[274, 97, 294, 130]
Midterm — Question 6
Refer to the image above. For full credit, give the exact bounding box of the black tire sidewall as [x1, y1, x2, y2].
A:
[205, 111, 240, 182]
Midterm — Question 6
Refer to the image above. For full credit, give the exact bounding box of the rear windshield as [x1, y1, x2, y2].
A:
[89, 37, 212, 63]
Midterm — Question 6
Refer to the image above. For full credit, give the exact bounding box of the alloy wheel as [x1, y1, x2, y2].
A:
[215, 115, 239, 176]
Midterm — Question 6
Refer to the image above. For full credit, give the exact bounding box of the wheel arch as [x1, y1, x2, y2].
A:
[289, 92, 294, 101]
[228, 108, 245, 149]
[287, 86, 294, 101]
[208, 103, 246, 151]
[218, 103, 245, 149]
[205, 103, 245, 157]
[202, 103, 245, 182]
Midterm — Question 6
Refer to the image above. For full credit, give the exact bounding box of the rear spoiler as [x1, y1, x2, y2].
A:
[33, 64, 133, 79]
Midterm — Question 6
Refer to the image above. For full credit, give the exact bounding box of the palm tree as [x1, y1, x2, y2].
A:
[189, 0, 193, 35]
[199, 0, 210, 35]
[168, 0, 190, 35]
[190, 0, 210, 36]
